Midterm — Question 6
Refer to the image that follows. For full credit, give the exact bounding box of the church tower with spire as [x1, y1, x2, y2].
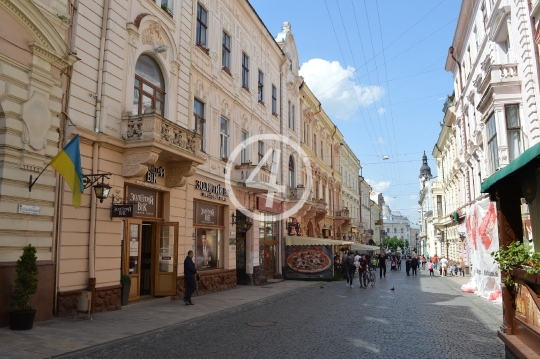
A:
[419, 151, 433, 188]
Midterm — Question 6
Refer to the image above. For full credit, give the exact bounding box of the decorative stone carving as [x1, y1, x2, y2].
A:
[142, 22, 167, 59]
[123, 150, 160, 178]
[166, 161, 198, 187]
[21, 91, 50, 150]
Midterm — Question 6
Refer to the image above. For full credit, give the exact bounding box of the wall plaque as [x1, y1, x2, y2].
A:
[194, 201, 224, 226]
[18, 204, 40, 215]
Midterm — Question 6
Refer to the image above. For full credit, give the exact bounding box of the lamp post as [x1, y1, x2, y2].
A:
[30, 172, 113, 202]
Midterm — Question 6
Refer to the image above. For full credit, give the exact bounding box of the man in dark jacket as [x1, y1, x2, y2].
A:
[346, 251, 355, 288]
[411, 254, 420, 276]
[377, 251, 388, 279]
[183, 250, 198, 305]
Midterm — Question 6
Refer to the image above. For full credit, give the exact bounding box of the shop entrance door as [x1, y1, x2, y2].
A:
[260, 241, 276, 279]
[236, 232, 247, 285]
[153, 222, 178, 296]
[124, 219, 143, 301]
[140, 223, 153, 296]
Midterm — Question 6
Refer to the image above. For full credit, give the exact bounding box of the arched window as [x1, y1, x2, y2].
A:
[133, 54, 165, 115]
[288, 156, 295, 188]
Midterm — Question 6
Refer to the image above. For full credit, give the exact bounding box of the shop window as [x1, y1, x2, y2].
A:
[196, 3, 208, 49]
[194, 98, 206, 151]
[506, 104, 522, 161]
[133, 54, 165, 115]
[220, 117, 229, 159]
[194, 201, 225, 271]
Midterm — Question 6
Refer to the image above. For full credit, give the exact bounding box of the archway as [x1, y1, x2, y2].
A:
[307, 221, 314, 237]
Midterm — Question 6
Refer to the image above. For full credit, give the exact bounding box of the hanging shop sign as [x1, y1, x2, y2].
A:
[111, 204, 135, 218]
[127, 186, 157, 217]
[146, 164, 165, 184]
[196, 180, 229, 201]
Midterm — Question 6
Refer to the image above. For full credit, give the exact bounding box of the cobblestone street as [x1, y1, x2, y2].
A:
[57, 269, 504, 359]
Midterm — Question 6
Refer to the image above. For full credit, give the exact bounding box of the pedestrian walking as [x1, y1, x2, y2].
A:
[411, 254, 419, 276]
[457, 257, 465, 277]
[346, 251, 355, 287]
[427, 260, 434, 276]
[370, 256, 378, 272]
[358, 254, 368, 288]
[397, 254, 402, 271]
[183, 250, 198, 305]
[431, 254, 439, 270]
[377, 251, 388, 279]
[440, 256, 449, 277]
[405, 255, 411, 276]
[421, 255, 427, 270]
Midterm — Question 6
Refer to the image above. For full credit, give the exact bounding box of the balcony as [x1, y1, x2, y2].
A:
[478, 62, 520, 111]
[231, 163, 275, 193]
[286, 186, 313, 217]
[120, 111, 205, 185]
[334, 207, 351, 228]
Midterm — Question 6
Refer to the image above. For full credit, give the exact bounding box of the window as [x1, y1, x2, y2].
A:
[481, 1, 487, 30]
[222, 31, 231, 71]
[503, 36, 511, 63]
[258, 141, 264, 163]
[258, 70, 264, 102]
[486, 113, 498, 174]
[272, 85, 277, 115]
[288, 156, 295, 188]
[316, 181, 319, 199]
[506, 105, 521, 161]
[394, 228, 397, 233]
[133, 54, 165, 115]
[242, 52, 249, 89]
[194, 99, 206, 151]
[220, 118, 229, 159]
[288, 102, 295, 130]
[313, 134, 317, 154]
[320, 141, 323, 159]
[161, 0, 174, 15]
[437, 195, 443, 217]
[196, 3, 208, 48]
[241, 131, 249, 163]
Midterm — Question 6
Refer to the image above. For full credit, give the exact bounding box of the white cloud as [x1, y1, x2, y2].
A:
[299, 59, 384, 120]
[377, 137, 386, 145]
[377, 107, 386, 115]
[366, 179, 390, 193]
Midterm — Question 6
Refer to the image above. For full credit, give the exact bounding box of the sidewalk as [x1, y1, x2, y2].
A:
[0, 280, 315, 359]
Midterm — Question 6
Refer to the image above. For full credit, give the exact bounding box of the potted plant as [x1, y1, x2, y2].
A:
[120, 274, 131, 306]
[10, 244, 38, 330]
[491, 241, 540, 288]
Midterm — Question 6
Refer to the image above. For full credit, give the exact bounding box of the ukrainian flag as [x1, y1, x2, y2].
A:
[51, 135, 84, 208]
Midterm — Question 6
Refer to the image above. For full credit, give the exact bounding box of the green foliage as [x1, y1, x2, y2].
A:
[121, 274, 131, 284]
[11, 245, 38, 311]
[384, 237, 406, 253]
[491, 241, 540, 287]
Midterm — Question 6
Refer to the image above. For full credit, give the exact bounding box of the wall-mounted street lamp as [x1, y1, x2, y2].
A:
[231, 212, 253, 233]
[29, 172, 112, 203]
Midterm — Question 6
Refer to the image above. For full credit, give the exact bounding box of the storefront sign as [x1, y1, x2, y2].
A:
[195, 201, 219, 226]
[146, 164, 165, 184]
[257, 197, 282, 214]
[18, 204, 40, 215]
[111, 204, 134, 218]
[196, 180, 229, 201]
[127, 186, 157, 217]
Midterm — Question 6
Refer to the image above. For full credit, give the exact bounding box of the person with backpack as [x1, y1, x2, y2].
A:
[427, 260, 434, 277]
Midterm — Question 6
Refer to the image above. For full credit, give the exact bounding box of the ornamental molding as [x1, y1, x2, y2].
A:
[123, 149, 161, 178]
[166, 161, 198, 187]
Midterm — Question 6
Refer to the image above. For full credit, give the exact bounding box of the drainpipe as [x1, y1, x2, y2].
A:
[94, 0, 110, 133]
[449, 46, 471, 203]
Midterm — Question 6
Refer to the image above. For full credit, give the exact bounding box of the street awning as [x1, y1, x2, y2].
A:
[285, 236, 353, 246]
[351, 243, 381, 252]
[481, 142, 540, 193]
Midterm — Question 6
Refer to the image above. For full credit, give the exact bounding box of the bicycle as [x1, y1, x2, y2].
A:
[361, 269, 376, 288]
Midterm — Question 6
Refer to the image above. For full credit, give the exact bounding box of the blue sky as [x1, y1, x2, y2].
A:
[250, 0, 460, 222]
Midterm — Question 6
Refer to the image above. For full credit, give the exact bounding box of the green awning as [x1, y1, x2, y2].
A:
[481, 141, 540, 193]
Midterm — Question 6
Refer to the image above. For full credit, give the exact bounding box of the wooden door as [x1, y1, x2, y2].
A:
[153, 222, 179, 296]
[123, 219, 143, 301]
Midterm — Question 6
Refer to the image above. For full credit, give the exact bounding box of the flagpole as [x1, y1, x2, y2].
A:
[28, 163, 52, 192]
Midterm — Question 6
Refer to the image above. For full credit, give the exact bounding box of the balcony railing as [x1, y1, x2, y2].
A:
[231, 163, 275, 191]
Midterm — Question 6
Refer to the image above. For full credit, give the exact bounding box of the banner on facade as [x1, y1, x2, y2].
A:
[461, 197, 501, 302]
[284, 244, 333, 279]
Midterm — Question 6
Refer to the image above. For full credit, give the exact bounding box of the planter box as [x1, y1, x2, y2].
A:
[512, 268, 540, 284]
[9, 309, 36, 330]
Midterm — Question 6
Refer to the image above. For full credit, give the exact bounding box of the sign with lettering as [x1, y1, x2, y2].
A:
[146, 164, 165, 184]
[194, 201, 224, 227]
[127, 186, 157, 217]
[196, 180, 229, 201]
[111, 204, 134, 218]
[18, 204, 40, 215]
